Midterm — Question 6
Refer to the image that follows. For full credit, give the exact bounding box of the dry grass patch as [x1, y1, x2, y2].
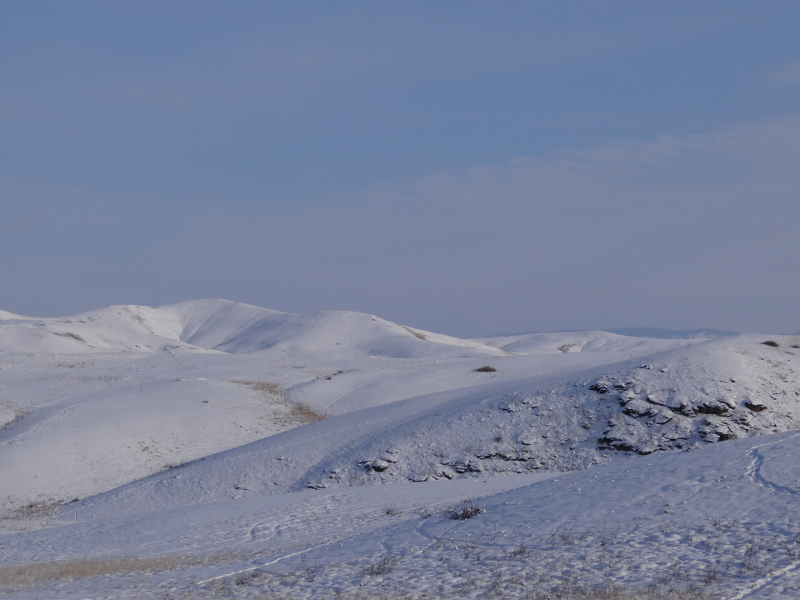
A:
[7, 500, 61, 520]
[0, 554, 212, 587]
[231, 380, 284, 396]
[288, 401, 327, 424]
[230, 380, 326, 425]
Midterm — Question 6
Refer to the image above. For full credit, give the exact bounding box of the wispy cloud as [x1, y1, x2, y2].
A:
[3, 117, 799, 334]
[767, 59, 800, 87]
[130, 117, 800, 336]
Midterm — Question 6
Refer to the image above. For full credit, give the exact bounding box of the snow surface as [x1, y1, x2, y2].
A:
[1, 299, 799, 599]
[476, 330, 698, 355]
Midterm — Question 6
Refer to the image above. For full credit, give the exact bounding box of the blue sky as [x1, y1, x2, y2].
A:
[2, 1, 799, 336]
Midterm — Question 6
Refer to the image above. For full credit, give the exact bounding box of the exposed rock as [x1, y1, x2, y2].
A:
[651, 411, 672, 425]
[622, 399, 654, 418]
[745, 401, 768, 412]
[694, 401, 729, 416]
[361, 459, 391, 472]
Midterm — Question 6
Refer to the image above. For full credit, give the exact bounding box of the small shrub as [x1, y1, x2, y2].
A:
[762, 340, 780, 347]
[300, 562, 322, 582]
[560, 531, 578, 546]
[234, 570, 263, 586]
[325, 369, 348, 380]
[474, 365, 497, 372]
[383, 506, 401, 516]
[701, 561, 720, 585]
[363, 553, 395, 576]
[445, 504, 485, 520]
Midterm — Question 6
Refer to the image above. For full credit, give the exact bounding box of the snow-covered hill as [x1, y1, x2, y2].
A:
[0, 299, 506, 358]
[476, 330, 698, 355]
[64, 333, 800, 524]
[2, 299, 800, 599]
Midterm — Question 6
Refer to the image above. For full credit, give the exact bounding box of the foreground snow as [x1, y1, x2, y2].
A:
[1, 299, 799, 599]
[5, 433, 800, 599]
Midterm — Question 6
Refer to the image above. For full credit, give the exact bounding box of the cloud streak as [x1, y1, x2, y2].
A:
[3, 4, 800, 334]
[2, 117, 798, 336]
[114, 117, 800, 337]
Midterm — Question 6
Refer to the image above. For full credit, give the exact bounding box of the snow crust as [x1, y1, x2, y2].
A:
[1, 299, 799, 599]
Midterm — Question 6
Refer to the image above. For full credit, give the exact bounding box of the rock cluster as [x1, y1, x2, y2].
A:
[304, 340, 800, 489]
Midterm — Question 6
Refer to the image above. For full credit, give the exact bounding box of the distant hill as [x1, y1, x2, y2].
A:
[0, 298, 507, 358]
[604, 327, 738, 339]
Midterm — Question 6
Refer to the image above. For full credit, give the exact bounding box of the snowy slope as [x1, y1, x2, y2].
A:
[199, 308, 507, 358]
[3, 300, 701, 519]
[5, 432, 800, 599]
[67, 334, 800, 522]
[476, 330, 698, 355]
[3, 299, 800, 599]
[607, 326, 739, 339]
[0, 299, 506, 358]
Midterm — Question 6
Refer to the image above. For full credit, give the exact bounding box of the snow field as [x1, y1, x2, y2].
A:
[2, 299, 800, 599]
[5, 433, 800, 598]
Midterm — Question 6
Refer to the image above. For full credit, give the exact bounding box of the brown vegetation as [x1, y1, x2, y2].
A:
[0, 554, 209, 587]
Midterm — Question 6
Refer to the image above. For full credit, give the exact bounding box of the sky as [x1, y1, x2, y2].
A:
[1, 1, 800, 337]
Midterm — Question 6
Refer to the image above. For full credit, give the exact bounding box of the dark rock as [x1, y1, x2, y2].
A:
[744, 401, 767, 412]
[361, 459, 391, 472]
[695, 402, 729, 416]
